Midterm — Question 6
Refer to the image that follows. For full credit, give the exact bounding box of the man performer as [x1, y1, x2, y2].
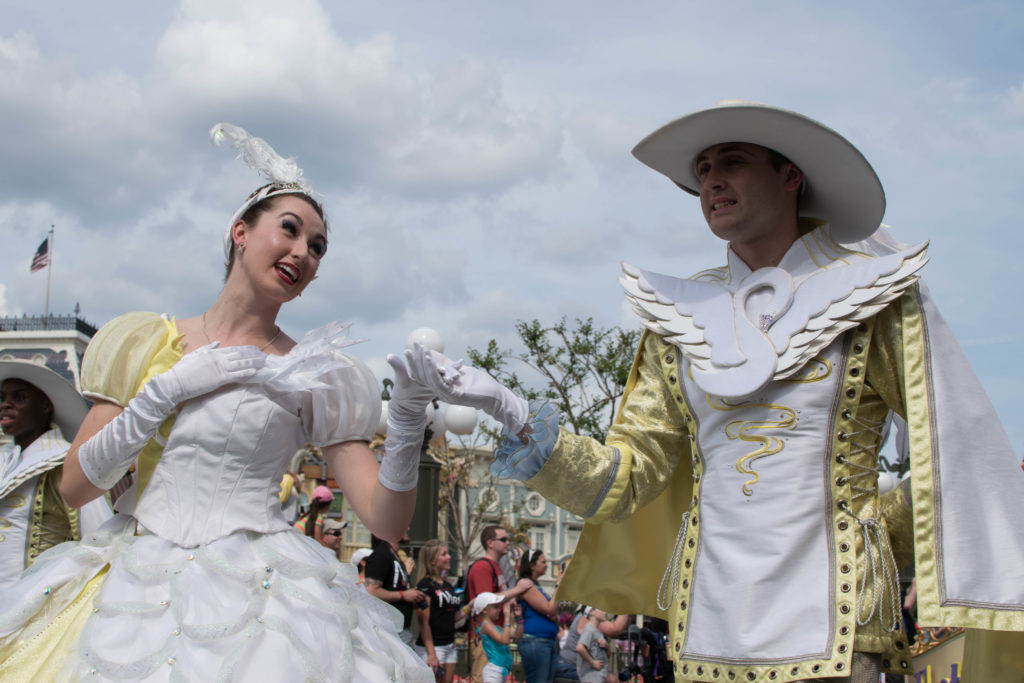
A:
[0, 361, 89, 587]
[405, 101, 1024, 681]
[466, 525, 531, 683]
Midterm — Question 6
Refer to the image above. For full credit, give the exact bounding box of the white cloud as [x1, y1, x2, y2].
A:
[0, 0, 1021, 457]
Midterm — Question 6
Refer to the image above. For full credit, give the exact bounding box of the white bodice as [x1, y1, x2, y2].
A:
[131, 324, 380, 548]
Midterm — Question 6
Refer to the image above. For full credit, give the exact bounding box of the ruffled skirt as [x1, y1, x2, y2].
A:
[0, 516, 433, 682]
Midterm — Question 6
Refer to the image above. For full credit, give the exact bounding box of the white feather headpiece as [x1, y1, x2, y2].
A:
[210, 122, 315, 259]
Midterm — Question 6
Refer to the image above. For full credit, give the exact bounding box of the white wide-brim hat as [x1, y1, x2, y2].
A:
[631, 101, 885, 244]
[0, 360, 89, 439]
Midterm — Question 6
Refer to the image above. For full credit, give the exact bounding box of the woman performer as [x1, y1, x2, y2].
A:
[0, 124, 434, 682]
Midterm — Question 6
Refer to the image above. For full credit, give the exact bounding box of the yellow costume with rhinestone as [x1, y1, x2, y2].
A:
[534, 226, 1024, 682]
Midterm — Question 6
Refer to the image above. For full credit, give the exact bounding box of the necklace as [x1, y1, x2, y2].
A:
[202, 311, 282, 352]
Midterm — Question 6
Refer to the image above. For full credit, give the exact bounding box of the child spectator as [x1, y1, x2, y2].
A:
[576, 608, 614, 683]
[474, 592, 522, 683]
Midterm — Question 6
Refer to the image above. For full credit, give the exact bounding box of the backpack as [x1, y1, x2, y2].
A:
[455, 558, 500, 634]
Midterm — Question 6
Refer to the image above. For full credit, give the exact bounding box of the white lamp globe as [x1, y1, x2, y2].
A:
[430, 407, 447, 436]
[406, 327, 444, 353]
[444, 405, 478, 435]
[377, 400, 390, 435]
[877, 471, 896, 494]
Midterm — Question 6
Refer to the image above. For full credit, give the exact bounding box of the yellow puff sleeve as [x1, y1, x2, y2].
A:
[80, 312, 181, 406]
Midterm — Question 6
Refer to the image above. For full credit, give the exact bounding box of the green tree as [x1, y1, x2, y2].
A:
[465, 317, 641, 442]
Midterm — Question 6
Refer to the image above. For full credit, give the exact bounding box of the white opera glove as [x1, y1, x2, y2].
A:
[404, 343, 529, 435]
[377, 354, 432, 491]
[77, 343, 265, 490]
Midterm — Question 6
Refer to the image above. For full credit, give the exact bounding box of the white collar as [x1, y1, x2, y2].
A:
[0, 427, 70, 499]
[621, 225, 928, 398]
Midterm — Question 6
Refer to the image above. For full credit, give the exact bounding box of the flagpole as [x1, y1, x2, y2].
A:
[44, 225, 54, 324]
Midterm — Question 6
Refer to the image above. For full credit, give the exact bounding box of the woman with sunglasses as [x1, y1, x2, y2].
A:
[517, 548, 568, 683]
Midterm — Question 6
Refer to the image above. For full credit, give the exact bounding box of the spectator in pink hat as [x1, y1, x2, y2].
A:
[293, 484, 334, 544]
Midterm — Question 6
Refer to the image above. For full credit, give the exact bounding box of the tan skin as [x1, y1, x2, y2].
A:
[60, 195, 417, 544]
[365, 529, 427, 607]
[576, 608, 619, 683]
[479, 600, 522, 646]
[0, 378, 54, 450]
[483, 530, 532, 601]
[694, 142, 804, 271]
[572, 608, 631, 640]
[520, 551, 559, 619]
[416, 546, 455, 683]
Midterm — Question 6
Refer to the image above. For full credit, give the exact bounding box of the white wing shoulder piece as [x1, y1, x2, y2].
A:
[620, 239, 929, 398]
[771, 240, 928, 378]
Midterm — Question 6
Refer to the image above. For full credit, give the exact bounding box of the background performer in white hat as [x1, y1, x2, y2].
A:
[405, 101, 1024, 682]
[0, 361, 88, 586]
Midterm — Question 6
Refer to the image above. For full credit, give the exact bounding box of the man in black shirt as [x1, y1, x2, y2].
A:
[364, 531, 426, 645]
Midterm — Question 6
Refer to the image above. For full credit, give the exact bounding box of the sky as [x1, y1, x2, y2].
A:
[1, 0, 1021, 457]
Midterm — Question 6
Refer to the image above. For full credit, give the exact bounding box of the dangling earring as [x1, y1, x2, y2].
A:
[238, 241, 246, 254]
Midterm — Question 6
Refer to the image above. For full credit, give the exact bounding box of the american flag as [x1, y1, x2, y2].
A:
[30, 237, 49, 273]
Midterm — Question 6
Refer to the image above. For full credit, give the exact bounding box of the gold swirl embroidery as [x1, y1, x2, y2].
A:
[781, 356, 833, 383]
[708, 397, 798, 496]
[0, 494, 27, 543]
[0, 493, 27, 510]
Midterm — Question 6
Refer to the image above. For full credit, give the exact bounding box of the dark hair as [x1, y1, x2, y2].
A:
[517, 548, 544, 581]
[304, 497, 331, 537]
[480, 525, 504, 549]
[766, 148, 792, 171]
[766, 148, 804, 212]
[223, 185, 328, 279]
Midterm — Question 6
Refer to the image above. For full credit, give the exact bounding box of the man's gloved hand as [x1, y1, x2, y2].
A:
[491, 400, 560, 481]
[403, 343, 528, 435]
